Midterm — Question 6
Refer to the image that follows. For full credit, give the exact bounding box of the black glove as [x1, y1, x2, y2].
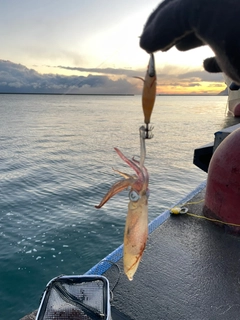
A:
[229, 82, 240, 91]
[140, 0, 240, 84]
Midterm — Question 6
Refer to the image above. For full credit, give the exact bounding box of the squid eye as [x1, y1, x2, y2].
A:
[129, 190, 140, 202]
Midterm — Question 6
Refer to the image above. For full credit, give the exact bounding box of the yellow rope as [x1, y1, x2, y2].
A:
[185, 199, 204, 205]
[186, 212, 240, 227]
[170, 198, 240, 227]
[175, 199, 205, 209]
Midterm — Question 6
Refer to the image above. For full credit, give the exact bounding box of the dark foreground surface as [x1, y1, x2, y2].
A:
[102, 188, 240, 320]
[22, 187, 240, 320]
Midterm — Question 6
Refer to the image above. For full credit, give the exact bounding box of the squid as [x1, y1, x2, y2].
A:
[95, 128, 149, 281]
[95, 54, 156, 280]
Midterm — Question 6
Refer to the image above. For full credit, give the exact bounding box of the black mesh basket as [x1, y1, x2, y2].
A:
[36, 275, 111, 320]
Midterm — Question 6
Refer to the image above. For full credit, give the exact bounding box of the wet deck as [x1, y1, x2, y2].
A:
[22, 182, 240, 320]
[100, 184, 240, 320]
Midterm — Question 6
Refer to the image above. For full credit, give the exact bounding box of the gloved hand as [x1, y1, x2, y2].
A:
[140, 0, 240, 84]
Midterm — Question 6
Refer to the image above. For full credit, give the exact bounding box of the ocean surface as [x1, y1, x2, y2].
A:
[1, 94, 239, 319]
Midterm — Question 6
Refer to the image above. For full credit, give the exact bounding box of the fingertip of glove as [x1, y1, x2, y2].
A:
[139, 32, 153, 53]
[203, 57, 222, 73]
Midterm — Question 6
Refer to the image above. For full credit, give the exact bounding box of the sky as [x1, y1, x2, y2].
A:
[0, 0, 226, 95]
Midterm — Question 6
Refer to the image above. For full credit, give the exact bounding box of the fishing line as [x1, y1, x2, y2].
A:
[224, 101, 228, 116]
[60, 16, 147, 96]
[94, 48, 123, 70]
[61, 42, 128, 96]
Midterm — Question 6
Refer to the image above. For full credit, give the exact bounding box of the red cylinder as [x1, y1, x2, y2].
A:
[203, 128, 240, 234]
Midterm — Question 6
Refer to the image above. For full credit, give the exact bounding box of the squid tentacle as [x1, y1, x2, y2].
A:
[114, 148, 142, 177]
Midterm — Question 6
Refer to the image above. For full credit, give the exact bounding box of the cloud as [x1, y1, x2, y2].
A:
[49, 63, 226, 93]
[0, 60, 140, 94]
[0, 59, 226, 95]
[178, 70, 224, 82]
[55, 65, 144, 77]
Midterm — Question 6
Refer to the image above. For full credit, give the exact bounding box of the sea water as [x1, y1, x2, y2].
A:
[0, 94, 239, 319]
